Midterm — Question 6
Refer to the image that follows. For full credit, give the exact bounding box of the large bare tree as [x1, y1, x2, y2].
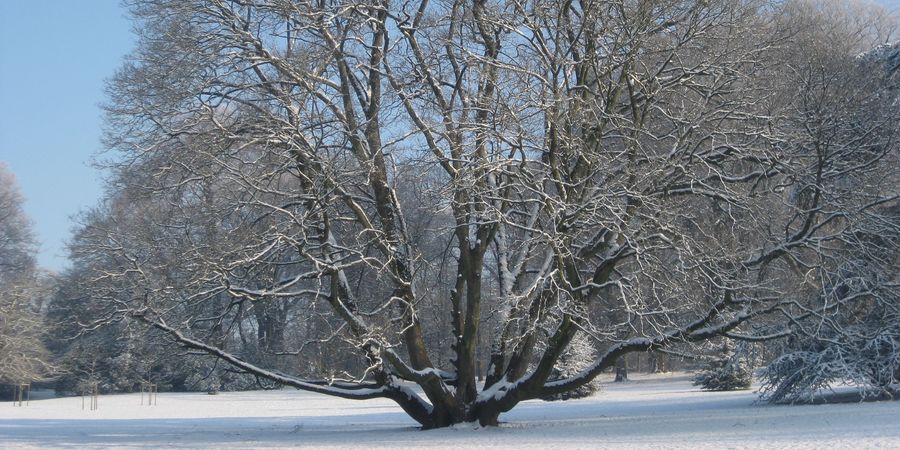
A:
[72, 0, 899, 427]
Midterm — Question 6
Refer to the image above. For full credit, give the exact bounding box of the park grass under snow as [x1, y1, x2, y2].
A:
[1, 372, 899, 449]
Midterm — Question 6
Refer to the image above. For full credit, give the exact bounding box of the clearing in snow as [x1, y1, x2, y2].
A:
[1, 373, 899, 449]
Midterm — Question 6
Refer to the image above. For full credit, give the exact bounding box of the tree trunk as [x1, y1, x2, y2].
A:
[650, 351, 668, 373]
[614, 357, 628, 382]
[467, 403, 501, 427]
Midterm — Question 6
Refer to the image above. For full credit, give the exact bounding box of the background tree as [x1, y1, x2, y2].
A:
[0, 163, 53, 394]
[758, 19, 900, 402]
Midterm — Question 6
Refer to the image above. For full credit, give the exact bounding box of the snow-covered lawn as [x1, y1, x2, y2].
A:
[2, 373, 899, 449]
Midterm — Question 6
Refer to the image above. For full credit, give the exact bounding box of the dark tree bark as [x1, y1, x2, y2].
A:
[615, 358, 628, 383]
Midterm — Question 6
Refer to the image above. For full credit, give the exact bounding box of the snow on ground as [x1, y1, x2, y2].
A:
[2, 373, 899, 449]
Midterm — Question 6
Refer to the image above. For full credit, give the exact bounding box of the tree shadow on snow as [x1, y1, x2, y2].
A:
[0, 413, 421, 448]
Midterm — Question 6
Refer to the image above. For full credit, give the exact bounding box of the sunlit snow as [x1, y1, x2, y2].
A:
[2, 373, 899, 449]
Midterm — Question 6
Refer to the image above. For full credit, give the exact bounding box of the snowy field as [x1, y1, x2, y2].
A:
[2, 373, 899, 449]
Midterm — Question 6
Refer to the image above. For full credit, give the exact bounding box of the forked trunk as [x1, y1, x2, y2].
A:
[417, 403, 502, 429]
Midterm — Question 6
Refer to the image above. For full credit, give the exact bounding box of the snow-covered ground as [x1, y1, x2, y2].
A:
[2, 373, 899, 449]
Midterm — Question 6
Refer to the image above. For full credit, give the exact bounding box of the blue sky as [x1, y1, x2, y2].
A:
[0, 0, 898, 272]
[0, 1, 133, 271]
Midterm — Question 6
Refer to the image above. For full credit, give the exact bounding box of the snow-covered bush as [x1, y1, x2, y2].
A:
[541, 333, 602, 401]
[693, 361, 752, 392]
[759, 314, 900, 403]
[693, 342, 752, 391]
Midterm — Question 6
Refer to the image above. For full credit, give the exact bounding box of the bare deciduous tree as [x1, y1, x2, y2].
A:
[68, 0, 900, 427]
[0, 163, 52, 386]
